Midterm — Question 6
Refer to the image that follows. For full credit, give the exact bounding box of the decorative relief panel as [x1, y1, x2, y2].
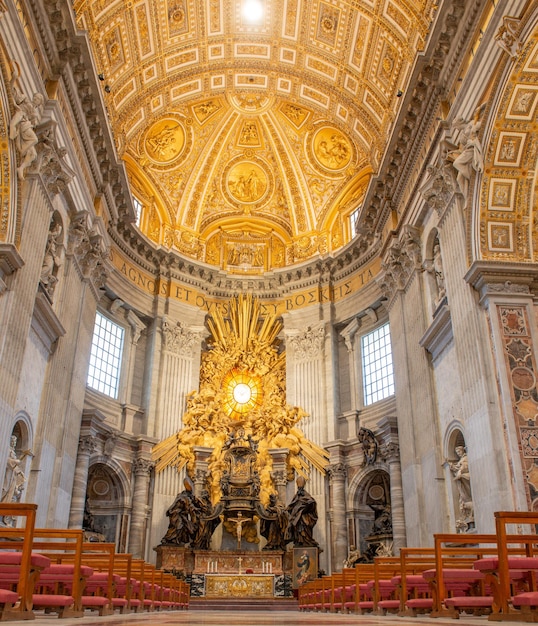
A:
[498, 305, 538, 507]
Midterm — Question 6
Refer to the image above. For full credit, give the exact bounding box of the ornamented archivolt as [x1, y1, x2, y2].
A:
[152, 295, 329, 504]
[479, 27, 538, 262]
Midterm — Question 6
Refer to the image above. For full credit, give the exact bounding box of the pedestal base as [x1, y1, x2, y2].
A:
[154, 545, 194, 573]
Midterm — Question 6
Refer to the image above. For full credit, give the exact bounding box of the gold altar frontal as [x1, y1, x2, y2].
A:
[205, 574, 274, 598]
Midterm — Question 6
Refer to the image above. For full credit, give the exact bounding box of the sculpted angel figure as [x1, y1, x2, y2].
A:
[448, 106, 485, 198]
[9, 65, 44, 179]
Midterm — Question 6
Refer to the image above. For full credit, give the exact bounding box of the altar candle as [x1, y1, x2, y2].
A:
[207, 561, 210, 573]
[270, 563, 272, 574]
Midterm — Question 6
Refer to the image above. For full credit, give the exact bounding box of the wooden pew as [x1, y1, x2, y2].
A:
[372, 556, 401, 614]
[478, 511, 538, 621]
[0, 502, 47, 620]
[342, 563, 375, 613]
[427, 533, 516, 618]
[29, 528, 92, 617]
[396, 547, 436, 616]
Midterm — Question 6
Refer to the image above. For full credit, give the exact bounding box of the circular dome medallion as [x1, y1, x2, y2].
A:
[227, 161, 268, 204]
[311, 126, 353, 172]
[143, 117, 186, 165]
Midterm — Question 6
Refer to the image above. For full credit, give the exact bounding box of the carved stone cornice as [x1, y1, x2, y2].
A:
[377, 226, 422, 303]
[355, 0, 469, 244]
[465, 261, 536, 306]
[162, 317, 204, 356]
[132, 458, 154, 476]
[0, 243, 24, 295]
[285, 322, 325, 360]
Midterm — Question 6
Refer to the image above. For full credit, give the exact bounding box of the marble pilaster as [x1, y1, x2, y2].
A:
[68, 435, 97, 529]
[326, 459, 347, 571]
[129, 457, 154, 558]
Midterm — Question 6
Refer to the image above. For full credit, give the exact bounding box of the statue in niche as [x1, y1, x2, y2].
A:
[424, 236, 446, 305]
[285, 476, 319, 547]
[160, 477, 203, 547]
[258, 493, 289, 551]
[447, 445, 474, 531]
[2, 435, 32, 506]
[447, 105, 485, 199]
[9, 65, 44, 179]
[40, 220, 63, 298]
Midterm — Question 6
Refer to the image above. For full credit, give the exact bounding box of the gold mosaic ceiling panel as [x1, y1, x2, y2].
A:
[74, 0, 437, 270]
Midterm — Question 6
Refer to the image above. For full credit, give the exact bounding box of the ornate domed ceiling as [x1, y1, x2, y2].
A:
[74, 0, 437, 272]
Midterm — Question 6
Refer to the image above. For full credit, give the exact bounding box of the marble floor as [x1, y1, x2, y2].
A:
[20, 611, 519, 626]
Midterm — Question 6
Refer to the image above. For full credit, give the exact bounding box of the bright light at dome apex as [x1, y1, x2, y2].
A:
[242, 0, 264, 22]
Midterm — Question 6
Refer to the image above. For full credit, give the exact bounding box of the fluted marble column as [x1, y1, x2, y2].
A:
[129, 458, 154, 558]
[68, 435, 97, 529]
[327, 462, 348, 571]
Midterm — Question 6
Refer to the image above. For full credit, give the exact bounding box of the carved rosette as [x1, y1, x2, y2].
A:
[286, 323, 325, 360]
[327, 463, 347, 482]
[132, 458, 154, 476]
[161, 317, 203, 356]
[377, 226, 422, 303]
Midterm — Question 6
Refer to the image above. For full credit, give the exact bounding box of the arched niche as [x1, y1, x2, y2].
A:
[85, 462, 128, 547]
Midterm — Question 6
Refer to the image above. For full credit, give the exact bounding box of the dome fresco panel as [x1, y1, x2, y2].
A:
[73, 0, 437, 270]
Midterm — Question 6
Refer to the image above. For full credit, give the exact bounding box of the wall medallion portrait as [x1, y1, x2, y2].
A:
[143, 117, 187, 165]
[310, 126, 353, 173]
[224, 160, 270, 206]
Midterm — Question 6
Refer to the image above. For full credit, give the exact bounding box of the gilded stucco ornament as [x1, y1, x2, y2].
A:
[152, 294, 329, 504]
[142, 116, 189, 166]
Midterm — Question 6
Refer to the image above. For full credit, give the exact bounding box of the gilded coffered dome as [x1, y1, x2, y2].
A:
[73, 0, 438, 271]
